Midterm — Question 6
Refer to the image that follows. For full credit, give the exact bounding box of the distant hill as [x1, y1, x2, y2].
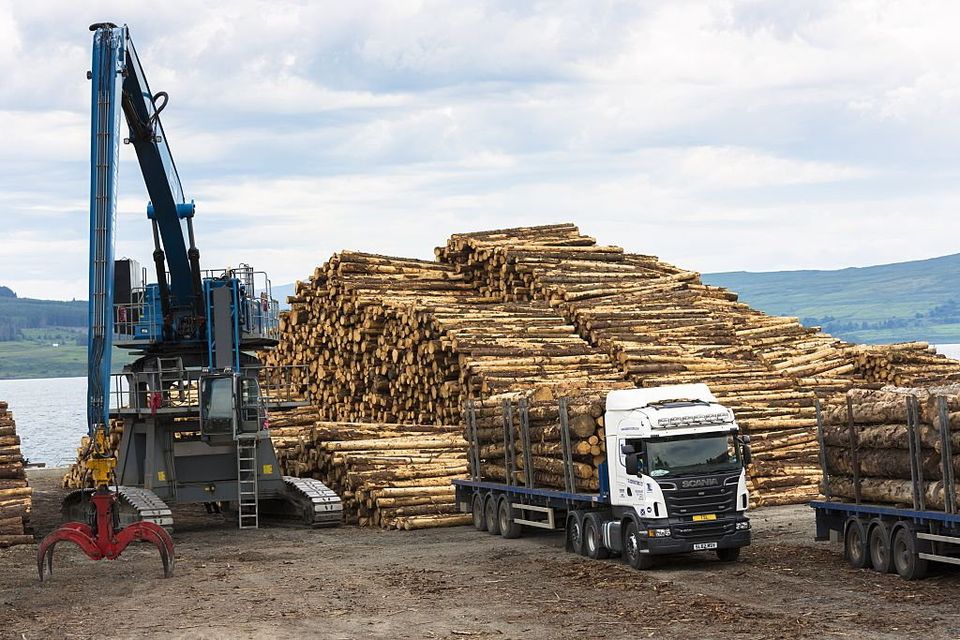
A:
[0, 294, 86, 341]
[704, 253, 960, 344]
[272, 283, 295, 309]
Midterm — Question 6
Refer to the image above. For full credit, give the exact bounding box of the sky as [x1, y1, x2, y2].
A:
[3, 0, 960, 300]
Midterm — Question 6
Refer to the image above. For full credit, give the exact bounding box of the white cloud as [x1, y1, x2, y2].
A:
[3, 1, 960, 300]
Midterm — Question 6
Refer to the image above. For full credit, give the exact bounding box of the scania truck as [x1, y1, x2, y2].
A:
[454, 384, 752, 568]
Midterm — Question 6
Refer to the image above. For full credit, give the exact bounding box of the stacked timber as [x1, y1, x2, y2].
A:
[0, 402, 32, 546]
[262, 250, 626, 426]
[269, 408, 470, 529]
[61, 420, 124, 490]
[820, 386, 960, 508]
[470, 387, 630, 492]
[850, 343, 960, 387]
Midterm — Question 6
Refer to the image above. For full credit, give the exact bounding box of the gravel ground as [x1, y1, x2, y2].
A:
[0, 469, 958, 639]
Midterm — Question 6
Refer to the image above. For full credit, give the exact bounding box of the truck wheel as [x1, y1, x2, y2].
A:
[622, 521, 654, 570]
[844, 519, 870, 569]
[565, 514, 583, 554]
[471, 494, 487, 531]
[716, 547, 740, 562]
[583, 516, 609, 560]
[868, 520, 894, 573]
[484, 494, 501, 535]
[892, 526, 928, 580]
[498, 498, 522, 539]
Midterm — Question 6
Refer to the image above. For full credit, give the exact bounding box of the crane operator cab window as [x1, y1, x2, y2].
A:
[199, 376, 236, 436]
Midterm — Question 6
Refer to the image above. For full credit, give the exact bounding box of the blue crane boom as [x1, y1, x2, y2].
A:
[86, 23, 202, 442]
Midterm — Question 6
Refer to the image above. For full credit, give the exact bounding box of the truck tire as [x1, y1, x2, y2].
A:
[868, 520, 894, 573]
[565, 513, 583, 554]
[716, 547, 740, 562]
[622, 521, 654, 570]
[892, 526, 928, 580]
[484, 493, 501, 535]
[471, 493, 487, 531]
[498, 498, 522, 539]
[583, 516, 609, 560]
[843, 518, 870, 569]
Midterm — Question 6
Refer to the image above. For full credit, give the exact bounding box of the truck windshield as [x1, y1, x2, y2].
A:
[645, 433, 740, 478]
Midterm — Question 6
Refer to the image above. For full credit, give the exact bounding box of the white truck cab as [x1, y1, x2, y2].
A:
[600, 384, 752, 566]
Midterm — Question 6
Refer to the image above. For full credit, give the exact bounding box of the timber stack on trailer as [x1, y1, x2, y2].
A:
[471, 386, 631, 492]
[0, 401, 33, 546]
[819, 386, 960, 506]
[813, 384, 960, 579]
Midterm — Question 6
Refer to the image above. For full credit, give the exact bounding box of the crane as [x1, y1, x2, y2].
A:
[37, 23, 341, 581]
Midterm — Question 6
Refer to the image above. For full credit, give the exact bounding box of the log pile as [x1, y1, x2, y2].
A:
[61, 420, 124, 490]
[262, 250, 626, 426]
[269, 408, 470, 529]
[850, 343, 960, 387]
[820, 386, 960, 508]
[468, 385, 633, 492]
[0, 401, 33, 546]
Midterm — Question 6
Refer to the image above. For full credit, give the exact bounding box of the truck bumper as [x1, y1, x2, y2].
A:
[645, 521, 751, 555]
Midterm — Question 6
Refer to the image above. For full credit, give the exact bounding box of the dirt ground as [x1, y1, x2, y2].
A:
[1, 470, 959, 639]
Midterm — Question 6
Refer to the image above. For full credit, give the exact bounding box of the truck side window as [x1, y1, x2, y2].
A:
[619, 438, 644, 469]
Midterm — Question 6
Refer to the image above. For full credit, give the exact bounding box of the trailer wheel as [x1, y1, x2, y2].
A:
[716, 547, 740, 562]
[565, 513, 583, 554]
[843, 518, 870, 569]
[583, 516, 609, 560]
[868, 520, 894, 573]
[497, 498, 522, 539]
[484, 493, 501, 535]
[471, 493, 487, 531]
[892, 526, 928, 581]
[622, 521, 654, 570]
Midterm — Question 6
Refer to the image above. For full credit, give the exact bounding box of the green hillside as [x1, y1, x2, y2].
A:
[704, 253, 960, 344]
[0, 289, 132, 379]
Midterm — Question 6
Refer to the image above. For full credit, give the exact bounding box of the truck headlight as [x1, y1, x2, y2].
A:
[736, 521, 750, 530]
[647, 528, 671, 537]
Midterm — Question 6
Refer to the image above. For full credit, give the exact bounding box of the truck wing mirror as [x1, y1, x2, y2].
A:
[625, 453, 640, 476]
[620, 443, 636, 455]
[742, 444, 752, 467]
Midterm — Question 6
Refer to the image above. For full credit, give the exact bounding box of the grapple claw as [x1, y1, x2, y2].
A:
[37, 489, 174, 581]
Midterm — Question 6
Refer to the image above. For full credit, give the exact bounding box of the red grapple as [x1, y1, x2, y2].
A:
[37, 489, 174, 581]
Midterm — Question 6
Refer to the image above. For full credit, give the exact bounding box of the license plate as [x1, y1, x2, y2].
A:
[693, 542, 718, 551]
[692, 514, 717, 522]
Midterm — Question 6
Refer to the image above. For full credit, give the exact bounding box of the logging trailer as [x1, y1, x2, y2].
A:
[37, 23, 342, 581]
[454, 384, 753, 568]
[812, 393, 960, 580]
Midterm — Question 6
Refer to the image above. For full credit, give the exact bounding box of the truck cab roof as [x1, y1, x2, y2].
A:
[606, 384, 717, 411]
[606, 384, 737, 438]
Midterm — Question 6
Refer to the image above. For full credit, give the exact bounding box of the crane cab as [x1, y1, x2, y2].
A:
[199, 373, 265, 440]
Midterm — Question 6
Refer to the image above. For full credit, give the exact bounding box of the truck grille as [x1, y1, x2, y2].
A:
[672, 520, 736, 539]
[660, 475, 737, 518]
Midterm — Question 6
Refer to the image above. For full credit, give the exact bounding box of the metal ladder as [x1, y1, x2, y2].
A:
[155, 356, 185, 403]
[236, 437, 259, 529]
